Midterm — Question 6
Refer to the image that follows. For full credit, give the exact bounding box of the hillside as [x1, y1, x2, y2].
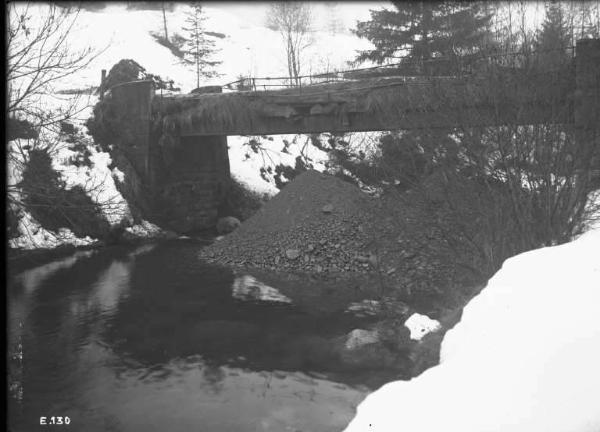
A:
[7, 2, 384, 248]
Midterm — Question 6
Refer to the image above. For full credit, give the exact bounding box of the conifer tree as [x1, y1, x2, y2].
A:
[181, 3, 222, 88]
[534, 2, 572, 69]
[353, 2, 494, 71]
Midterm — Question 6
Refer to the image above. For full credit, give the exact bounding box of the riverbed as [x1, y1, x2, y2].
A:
[7, 239, 410, 432]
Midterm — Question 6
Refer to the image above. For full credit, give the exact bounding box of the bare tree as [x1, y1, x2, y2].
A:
[7, 3, 125, 243]
[7, 3, 103, 133]
[266, 2, 314, 86]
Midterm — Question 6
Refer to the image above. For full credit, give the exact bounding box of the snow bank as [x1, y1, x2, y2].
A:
[54, 140, 132, 226]
[227, 134, 330, 196]
[7, 123, 132, 248]
[9, 212, 95, 250]
[344, 228, 600, 432]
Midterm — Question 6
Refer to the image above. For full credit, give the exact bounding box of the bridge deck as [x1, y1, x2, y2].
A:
[154, 71, 573, 137]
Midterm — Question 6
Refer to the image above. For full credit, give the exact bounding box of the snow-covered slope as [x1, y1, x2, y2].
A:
[8, 3, 388, 246]
[344, 228, 600, 432]
[64, 3, 381, 194]
[9, 2, 384, 204]
[64, 3, 379, 92]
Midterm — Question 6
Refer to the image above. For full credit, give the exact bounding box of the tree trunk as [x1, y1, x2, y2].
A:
[286, 35, 294, 85]
[196, 59, 200, 88]
[162, 2, 169, 42]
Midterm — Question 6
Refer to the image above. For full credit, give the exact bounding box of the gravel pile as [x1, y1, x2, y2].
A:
[201, 171, 375, 272]
[200, 170, 482, 301]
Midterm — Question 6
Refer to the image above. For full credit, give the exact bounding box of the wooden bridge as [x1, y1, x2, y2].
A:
[105, 39, 599, 232]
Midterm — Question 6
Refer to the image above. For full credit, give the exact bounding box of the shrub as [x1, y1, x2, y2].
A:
[218, 179, 266, 221]
[7, 206, 21, 239]
[149, 31, 186, 60]
[7, 117, 38, 141]
[87, 59, 178, 151]
[19, 149, 110, 239]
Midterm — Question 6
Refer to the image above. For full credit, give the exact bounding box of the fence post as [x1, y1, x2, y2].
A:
[575, 39, 600, 182]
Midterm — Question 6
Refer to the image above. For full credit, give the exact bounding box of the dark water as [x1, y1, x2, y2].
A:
[7, 240, 400, 432]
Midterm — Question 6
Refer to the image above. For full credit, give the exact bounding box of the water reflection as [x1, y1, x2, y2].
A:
[8, 241, 394, 432]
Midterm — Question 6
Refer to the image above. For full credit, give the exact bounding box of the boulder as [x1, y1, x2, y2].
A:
[285, 249, 301, 260]
[216, 216, 241, 235]
[345, 328, 380, 350]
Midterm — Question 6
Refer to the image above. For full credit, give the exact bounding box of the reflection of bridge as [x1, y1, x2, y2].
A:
[106, 40, 599, 232]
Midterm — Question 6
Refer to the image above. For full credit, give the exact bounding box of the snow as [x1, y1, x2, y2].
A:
[8, 2, 387, 244]
[111, 167, 125, 183]
[9, 212, 96, 250]
[124, 220, 163, 238]
[232, 275, 292, 304]
[344, 228, 600, 432]
[404, 313, 441, 341]
[10, 3, 586, 246]
[54, 140, 132, 226]
[227, 134, 331, 195]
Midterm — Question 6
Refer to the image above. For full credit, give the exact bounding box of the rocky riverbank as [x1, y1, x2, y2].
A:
[199, 170, 484, 311]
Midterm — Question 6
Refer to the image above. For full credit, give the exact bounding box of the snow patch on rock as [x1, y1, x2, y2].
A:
[404, 313, 442, 341]
[124, 220, 163, 238]
[232, 275, 292, 304]
[345, 329, 380, 350]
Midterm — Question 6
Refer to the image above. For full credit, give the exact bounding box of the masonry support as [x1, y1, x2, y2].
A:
[153, 86, 231, 232]
[109, 81, 232, 232]
[110, 80, 154, 182]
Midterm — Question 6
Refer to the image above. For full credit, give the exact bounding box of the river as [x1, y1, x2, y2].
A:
[7, 239, 406, 432]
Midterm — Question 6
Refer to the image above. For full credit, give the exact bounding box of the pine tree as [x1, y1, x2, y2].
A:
[181, 3, 222, 88]
[534, 2, 572, 69]
[353, 1, 494, 72]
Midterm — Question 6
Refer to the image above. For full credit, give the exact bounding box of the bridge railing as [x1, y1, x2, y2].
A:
[220, 45, 577, 94]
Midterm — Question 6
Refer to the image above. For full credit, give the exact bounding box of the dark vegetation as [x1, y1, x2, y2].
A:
[150, 31, 187, 59]
[238, 2, 599, 288]
[99, 58, 178, 93]
[352, 2, 494, 67]
[54, 1, 108, 12]
[323, 1, 600, 280]
[125, 2, 175, 12]
[7, 206, 21, 240]
[7, 117, 39, 141]
[86, 59, 178, 153]
[218, 179, 267, 222]
[18, 149, 110, 239]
